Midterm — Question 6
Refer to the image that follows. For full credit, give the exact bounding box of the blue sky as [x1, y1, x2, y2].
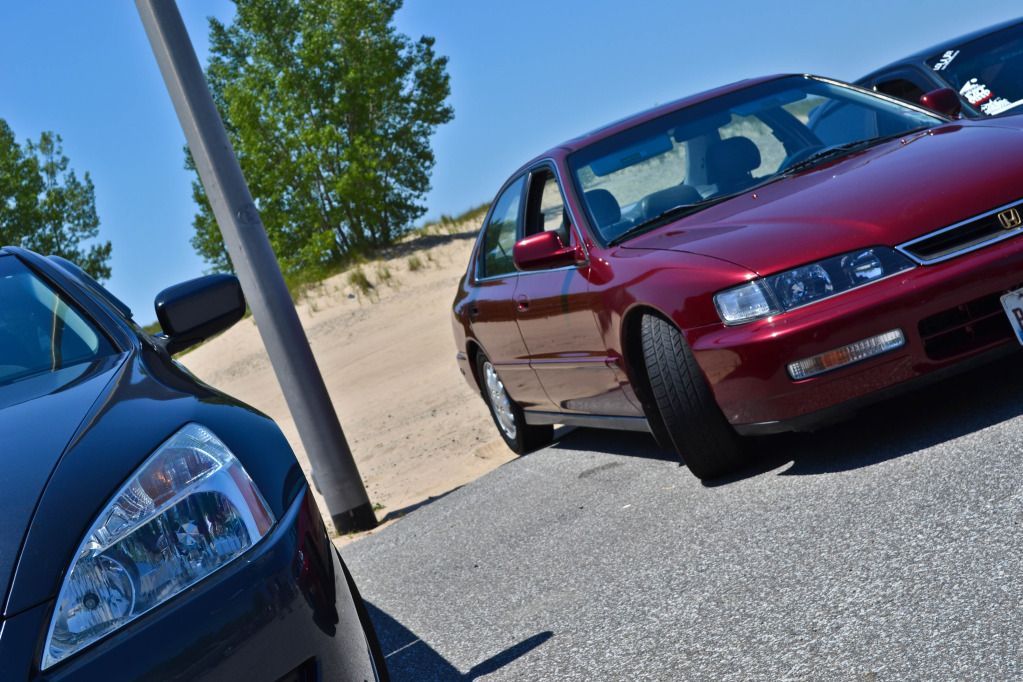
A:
[0, 1, 1019, 321]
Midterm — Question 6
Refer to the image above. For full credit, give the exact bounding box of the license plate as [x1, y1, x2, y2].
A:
[1000, 287, 1023, 345]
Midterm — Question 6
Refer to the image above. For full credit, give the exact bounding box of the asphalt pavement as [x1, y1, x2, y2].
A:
[345, 354, 1023, 680]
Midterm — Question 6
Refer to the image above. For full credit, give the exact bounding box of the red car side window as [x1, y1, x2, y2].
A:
[479, 176, 525, 279]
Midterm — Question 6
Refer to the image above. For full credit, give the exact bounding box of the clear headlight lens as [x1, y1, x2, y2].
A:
[713, 280, 779, 324]
[43, 423, 275, 669]
[714, 247, 914, 324]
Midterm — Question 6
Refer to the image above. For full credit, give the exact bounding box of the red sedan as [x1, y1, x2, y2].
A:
[451, 74, 1023, 480]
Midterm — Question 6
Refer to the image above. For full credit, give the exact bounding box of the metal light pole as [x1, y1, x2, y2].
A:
[136, 0, 377, 533]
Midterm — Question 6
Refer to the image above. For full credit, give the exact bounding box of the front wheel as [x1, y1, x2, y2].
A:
[641, 313, 745, 480]
[476, 352, 554, 455]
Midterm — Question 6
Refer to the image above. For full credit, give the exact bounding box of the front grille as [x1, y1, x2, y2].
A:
[918, 286, 1019, 360]
[899, 199, 1023, 264]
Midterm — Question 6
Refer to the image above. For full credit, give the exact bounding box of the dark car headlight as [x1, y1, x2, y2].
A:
[713, 247, 915, 324]
[42, 424, 275, 669]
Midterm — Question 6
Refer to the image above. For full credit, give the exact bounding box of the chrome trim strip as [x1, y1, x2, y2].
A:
[474, 262, 584, 283]
[529, 357, 614, 370]
[808, 74, 952, 121]
[896, 198, 1023, 265]
[523, 411, 652, 433]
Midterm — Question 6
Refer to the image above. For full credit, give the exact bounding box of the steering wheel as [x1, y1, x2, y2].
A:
[779, 144, 826, 171]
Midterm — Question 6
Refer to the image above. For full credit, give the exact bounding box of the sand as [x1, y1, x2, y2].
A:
[180, 222, 516, 541]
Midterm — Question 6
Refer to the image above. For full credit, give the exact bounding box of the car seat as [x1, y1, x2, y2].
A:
[706, 137, 761, 195]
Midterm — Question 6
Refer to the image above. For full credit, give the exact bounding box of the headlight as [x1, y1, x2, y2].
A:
[714, 247, 914, 324]
[43, 423, 275, 669]
[713, 279, 780, 324]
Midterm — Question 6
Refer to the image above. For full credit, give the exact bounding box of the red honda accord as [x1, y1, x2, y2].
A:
[452, 74, 1023, 480]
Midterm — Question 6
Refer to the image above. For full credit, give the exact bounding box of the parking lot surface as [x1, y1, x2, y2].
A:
[345, 356, 1023, 680]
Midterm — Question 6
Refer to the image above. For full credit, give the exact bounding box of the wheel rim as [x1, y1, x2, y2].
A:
[483, 361, 517, 439]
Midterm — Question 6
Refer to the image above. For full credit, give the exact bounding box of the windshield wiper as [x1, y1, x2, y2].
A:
[607, 197, 730, 246]
[779, 140, 875, 175]
[780, 127, 930, 176]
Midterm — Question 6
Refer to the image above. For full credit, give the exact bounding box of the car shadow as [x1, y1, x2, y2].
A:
[378, 488, 462, 524]
[549, 425, 677, 462]
[545, 354, 1023, 484]
[718, 353, 1023, 484]
[366, 601, 552, 680]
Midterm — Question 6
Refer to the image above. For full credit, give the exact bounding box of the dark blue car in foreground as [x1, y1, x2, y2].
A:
[858, 17, 1023, 117]
[0, 247, 386, 680]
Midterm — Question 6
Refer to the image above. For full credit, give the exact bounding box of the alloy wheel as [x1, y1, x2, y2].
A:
[483, 361, 517, 439]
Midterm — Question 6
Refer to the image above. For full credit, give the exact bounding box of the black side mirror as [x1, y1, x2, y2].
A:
[154, 274, 246, 354]
[919, 87, 962, 118]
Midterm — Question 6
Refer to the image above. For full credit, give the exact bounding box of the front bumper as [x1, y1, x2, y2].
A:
[0, 488, 377, 681]
[689, 233, 1023, 431]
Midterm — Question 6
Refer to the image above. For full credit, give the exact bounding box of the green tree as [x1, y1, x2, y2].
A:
[0, 121, 112, 280]
[189, 0, 453, 273]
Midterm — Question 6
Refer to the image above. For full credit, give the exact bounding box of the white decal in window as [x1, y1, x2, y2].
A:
[960, 78, 994, 106]
[981, 97, 1023, 115]
[933, 49, 960, 71]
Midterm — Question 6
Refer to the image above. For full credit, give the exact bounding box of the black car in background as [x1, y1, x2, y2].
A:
[0, 247, 386, 680]
[858, 17, 1023, 117]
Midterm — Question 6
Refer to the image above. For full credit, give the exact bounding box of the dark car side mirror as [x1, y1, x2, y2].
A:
[154, 274, 246, 354]
[513, 231, 583, 271]
[919, 88, 962, 118]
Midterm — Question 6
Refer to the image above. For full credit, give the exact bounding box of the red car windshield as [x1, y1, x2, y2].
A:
[568, 76, 940, 244]
[927, 23, 1023, 116]
[0, 255, 115, 386]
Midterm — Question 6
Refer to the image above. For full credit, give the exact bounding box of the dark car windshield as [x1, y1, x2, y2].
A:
[568, 75, 941, 244]
[0, 255, 115, 386]
[927, 22, 1023, 116]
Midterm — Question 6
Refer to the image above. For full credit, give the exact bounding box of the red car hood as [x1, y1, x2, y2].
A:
[621, 120, 1023, 275]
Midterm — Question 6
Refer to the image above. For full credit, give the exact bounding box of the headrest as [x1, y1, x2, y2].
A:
[706, 136, 761, 179]
[584, 189, 621, 227]
[640, 184, 703, 220]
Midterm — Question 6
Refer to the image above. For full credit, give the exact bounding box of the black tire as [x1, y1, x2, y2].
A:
[641, 313, 745, 480]
[337, 550, 391, 682]
[476, 351, 554, 454]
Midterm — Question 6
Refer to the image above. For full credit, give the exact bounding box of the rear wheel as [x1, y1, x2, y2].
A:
[476, 352, 554, 454]
[641, 313, 745, 480]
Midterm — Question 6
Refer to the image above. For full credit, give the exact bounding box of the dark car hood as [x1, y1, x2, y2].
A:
[0, 354, 127, 614]
[621, 120, 1023, 275]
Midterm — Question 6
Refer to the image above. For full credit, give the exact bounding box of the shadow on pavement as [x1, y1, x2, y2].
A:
[546, 354, 1023, 485]
[378, 488, 461, 524]
[366, 602, 552, 680]
[550, 426, 676, 462]
[720, 353, 1023, 483]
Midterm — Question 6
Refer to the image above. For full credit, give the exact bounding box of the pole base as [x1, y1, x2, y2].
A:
[332, 502, 378, 534]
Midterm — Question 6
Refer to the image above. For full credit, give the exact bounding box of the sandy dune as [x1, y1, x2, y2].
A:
[181, 223, 515, 540]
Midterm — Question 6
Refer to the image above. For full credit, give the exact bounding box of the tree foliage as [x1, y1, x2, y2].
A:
[0, 121, 111, 279]
[190, 0, 453, 273]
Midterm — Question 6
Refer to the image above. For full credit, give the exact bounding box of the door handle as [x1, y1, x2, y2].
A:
[468, 305, 480, 320]
[516, 294, 529, 312]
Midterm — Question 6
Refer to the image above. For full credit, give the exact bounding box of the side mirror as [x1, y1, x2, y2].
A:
[919, 88, 962, 118]
[513, 231, 583, 271]
[154, 274, 246, 354]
